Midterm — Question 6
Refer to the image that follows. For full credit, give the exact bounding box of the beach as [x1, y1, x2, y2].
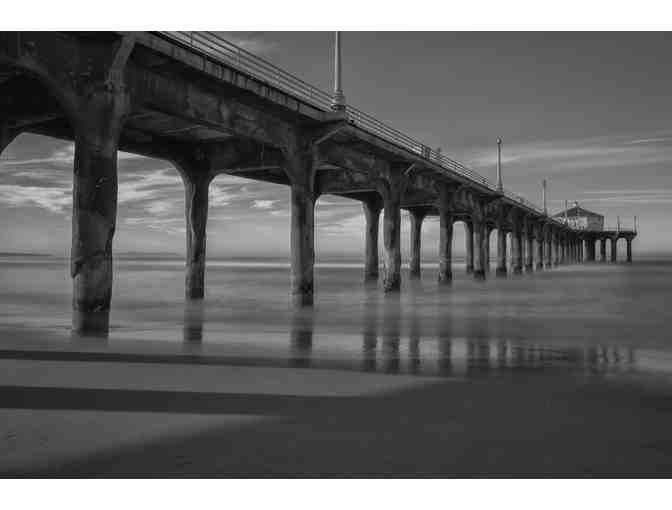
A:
[1, 256, 672, 476]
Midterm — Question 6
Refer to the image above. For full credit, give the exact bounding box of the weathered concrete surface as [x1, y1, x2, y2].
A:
[362, 195, 383, 282]
[545, 231, 553, 269]
[496, 228, 507, 277]
[464, 220, 474, 274]
[283, 135, 317, 307]
[381, 184, 402, 292]
[511, 224, 523, 275]
[70, 85, 128, 336]
[0, 125, 20, 156]
[472, 220, 486, 280]
[537, 236, 545, 270]
[437, 187, 454, 285]
[524, 235, 533, 271]
[484, 226, 492, 273]
[409, 208, 427, 279]
[626, 238, 633, 263]
[183, 173, 211, 300]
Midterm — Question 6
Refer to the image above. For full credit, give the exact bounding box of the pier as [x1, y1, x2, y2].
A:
[0, 31, 637, 336]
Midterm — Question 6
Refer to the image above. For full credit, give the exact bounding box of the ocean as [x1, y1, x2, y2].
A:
[1, 255, 671, 381]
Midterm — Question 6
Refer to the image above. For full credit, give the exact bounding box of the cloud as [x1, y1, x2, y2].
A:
[574, 189, 672, 206]
[209, 183, 238, 208]
[124, 216, 185, 235]
[217, 33, 278, 56]
[0, 184, 70, 213]
[625, 138, 672, 145]
[3, 143, 145, 167]
[464, 133, 672, 176]
[251, 199, 278, 210]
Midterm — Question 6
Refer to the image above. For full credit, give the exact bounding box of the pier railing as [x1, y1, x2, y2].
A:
[157, 31, 562, 223]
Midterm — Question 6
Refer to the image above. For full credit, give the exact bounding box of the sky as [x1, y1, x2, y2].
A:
[0, 31, 670, 258]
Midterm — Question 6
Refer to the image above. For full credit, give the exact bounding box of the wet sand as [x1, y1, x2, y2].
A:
[2, 351, 672, 477]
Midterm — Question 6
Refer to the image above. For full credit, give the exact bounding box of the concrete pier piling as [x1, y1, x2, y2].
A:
[536, 235, 544, 270]
[284, 137, 317, 306]
[626, 238, 633, 263]
[472, 220, 486, 280]
[362, 196, 383, 282]
[437, 188, 454, 285]
[409, 208, 427, 279]
[183, 173, 211, 300]
[525, 230, 534, 272]
[610, 237, 617, 263]
[465, 220, 474, 274]
[382, 187, 402, 292]
[511, 223, 523, 275]
[600, 238, 607, 263]
[496, 228, 507, 277]
[71, 91, 127, 336]
[545, 231, 553, 269]
[484, 226, 492, 274]
[290, 182, 316, 306]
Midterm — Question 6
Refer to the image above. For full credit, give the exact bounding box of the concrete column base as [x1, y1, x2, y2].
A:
[438, 271, 453, 285]
[473, 269, 486, 280]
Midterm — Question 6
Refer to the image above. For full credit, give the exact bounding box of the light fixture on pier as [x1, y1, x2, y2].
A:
[496, 138, 503, 192]
[331, 31, 346, 111]
[542, 179, 548, 215]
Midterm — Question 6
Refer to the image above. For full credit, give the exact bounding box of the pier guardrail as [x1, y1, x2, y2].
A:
[157, 31, 566, 225]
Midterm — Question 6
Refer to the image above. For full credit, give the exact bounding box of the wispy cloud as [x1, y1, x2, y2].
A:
[217, 33, 278, 56]
[579, 189, 672, 205]
[0, 185, 70, 213]
[464, 133, 672, 176]
[251, 199, 278, 210]
[625, 138, 672, 145]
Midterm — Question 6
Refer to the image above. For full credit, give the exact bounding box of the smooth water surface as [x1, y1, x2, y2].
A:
[1, 256, 671, 381]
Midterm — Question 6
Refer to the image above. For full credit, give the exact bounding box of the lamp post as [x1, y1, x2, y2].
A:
[496, 138, 503, 192]
[542, 179, 547, 215]
[331, 31, 346, 111]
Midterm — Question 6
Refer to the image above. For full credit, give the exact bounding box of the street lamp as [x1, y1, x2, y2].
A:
[331, 31, 346, 111]
[496, 138, 503, 192]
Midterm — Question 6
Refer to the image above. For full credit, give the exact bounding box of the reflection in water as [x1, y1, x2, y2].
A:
[362, 289, 379, 372]
[408, 312, 421, 375]
[289, 308, 313, 368]
[183, 301, 205, 350]
[72, 310, 110, 339]
[172, 294, 640, 381]
[497, 341, 508, 369]
[381, 295, 401, 374]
